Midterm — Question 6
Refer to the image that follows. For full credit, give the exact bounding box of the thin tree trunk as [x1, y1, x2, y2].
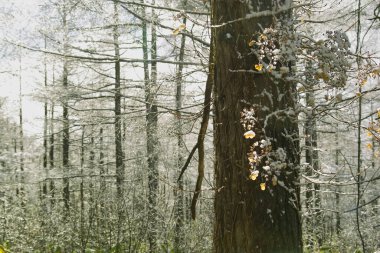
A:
[49, 93, 55, 206]
[356, 77, 366, 253]
[304, 51, 323, 249]
[98, 127, 107, 249]
[141, 1, 159, 250]
[99, 127, 105, 192]
[43, 37, 48, 198]
[18, 52, 25, 205]
[355, 0, 366, 251]
[335, 123, 341, 236]
[304, 90, 314, 249]
[370, 100, 378, 215]
[113, 0, 125, 246]
[191, 39, 213, 220]
[174, 0, 187, 249]
[62, 1, 70, 216]
[88, 127, 95, 249]
[311, 112, 322, 247]
[80, 126, 86, 253]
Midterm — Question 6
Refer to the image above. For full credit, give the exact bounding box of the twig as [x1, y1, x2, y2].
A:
[177, 143, 199, 182]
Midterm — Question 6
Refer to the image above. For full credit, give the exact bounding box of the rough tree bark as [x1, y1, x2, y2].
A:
[212, 1, 302, 252]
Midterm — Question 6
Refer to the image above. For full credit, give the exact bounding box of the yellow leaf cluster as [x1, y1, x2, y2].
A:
[272, 175, 278, 186]
[371, 68, 380, 76]
[248, 40, 255, 47]
[248, 156, 255, 163]
[254, 64, 263, 71]
[259, 34, 267, 41]
[172, 24, 186, 35]
[249, 170, 259, 181]
[244, 130, 256, 139]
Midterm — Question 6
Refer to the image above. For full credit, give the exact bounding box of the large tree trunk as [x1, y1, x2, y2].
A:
[212, 1, 302, 252]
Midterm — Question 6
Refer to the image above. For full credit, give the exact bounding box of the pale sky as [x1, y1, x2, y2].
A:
[0, 0, 44, 135]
